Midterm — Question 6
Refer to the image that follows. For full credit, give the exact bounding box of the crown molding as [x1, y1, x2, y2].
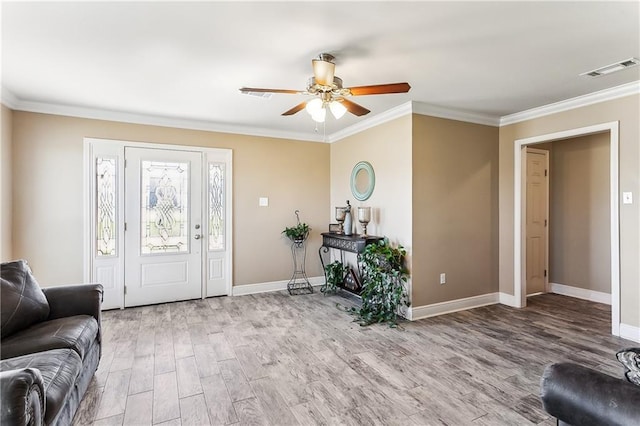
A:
[412, 101, 500, 127]
[1, 88, 325, 143]
[328, 100, 500, 143]
[1, 87, 19, 109]
[5, 81, 637, 140]
[500, 80, 640, 126]
[327, 101, 413, 143]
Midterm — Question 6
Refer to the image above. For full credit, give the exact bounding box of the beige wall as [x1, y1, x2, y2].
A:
[11, 111, 330, 287]
[499, 94, 639, 328]
[412, 115, 499, 307]
[549, 133, 611, 294]
[1, 105, 12, 261]
[330, 115, 413, 273]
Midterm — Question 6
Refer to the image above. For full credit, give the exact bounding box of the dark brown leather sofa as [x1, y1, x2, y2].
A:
[1, 260, 103, 426]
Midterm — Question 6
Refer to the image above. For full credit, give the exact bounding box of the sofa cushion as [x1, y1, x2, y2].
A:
[1, 260, 50, 338]
[0, 315, 99, 361]
[616, 347, 640, 386]
[0, 348, 83, 426]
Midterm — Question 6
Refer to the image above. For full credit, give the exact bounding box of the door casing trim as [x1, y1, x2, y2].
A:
[513, 121, 620, 336]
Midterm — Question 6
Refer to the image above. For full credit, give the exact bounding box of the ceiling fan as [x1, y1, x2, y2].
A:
[239, 53, 411, 123]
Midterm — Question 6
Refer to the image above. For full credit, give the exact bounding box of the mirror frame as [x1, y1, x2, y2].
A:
[350, 161, 375, 201]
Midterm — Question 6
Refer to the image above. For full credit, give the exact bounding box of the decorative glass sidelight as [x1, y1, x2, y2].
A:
[141, 161, 189, 254]
[96, 157, 117, 256]
[208, 163, 225, 251]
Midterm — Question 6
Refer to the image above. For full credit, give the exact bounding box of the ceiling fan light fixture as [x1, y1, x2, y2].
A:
[305, 98, 323, 116]
[329, 100, 347, 119]
[312, 58, 335, 86]
[311, 107, 326, 123]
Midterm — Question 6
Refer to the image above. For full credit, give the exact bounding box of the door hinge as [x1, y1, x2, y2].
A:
[124, 159, 127, 168]
[124, 286, 127, 295]
[544, 270, 547, 277]
[545, 169, 548, 177]
[124, 222, 127, 231]
[545, 219, 547, 227]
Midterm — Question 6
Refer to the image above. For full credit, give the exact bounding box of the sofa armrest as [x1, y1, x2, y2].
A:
[42, 283, 103, 323]
[42, 283, 104, 350]
[0, 368, 45, 426]
[540, 362, 640, 426]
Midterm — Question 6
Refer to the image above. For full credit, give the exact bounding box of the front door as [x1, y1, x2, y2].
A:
[124, 147, 203, 307]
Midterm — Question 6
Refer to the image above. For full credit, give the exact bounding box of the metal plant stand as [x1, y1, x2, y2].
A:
[287, 238, 313, 295]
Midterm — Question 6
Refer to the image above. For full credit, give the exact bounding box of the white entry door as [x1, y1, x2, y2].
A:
[86, 138, 233, 310]
[124, 147, 203, 307]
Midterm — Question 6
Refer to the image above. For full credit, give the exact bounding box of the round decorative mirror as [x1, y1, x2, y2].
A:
[350, 161, 375, 201]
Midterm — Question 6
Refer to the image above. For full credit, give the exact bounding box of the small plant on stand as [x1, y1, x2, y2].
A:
[282, 223, 310, 243]
[323, 261, 346, 294]
[348, 238, 410, 326]
[282, 210, 310, 243]
[282, 210, 313, 295]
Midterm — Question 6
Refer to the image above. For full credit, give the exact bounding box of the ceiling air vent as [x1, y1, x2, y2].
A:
[242, 91, 272, 100]
[580, 57, 640, 78]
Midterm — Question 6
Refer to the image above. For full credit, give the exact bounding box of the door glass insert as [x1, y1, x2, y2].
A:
[208, 163, 225, 251]
[141, 160, 189, 254]
[96, 157, 117, 256]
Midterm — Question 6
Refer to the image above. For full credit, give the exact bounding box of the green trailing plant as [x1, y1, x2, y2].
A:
[323, 261, 346, 294]
[349, 238, 410, 326]
[282, 222, 310, 242]
[282, 210, 310, 242]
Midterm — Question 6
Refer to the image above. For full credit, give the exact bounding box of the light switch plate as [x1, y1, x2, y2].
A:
[259, 197, 269, 207]
[622, 192, 633, 204]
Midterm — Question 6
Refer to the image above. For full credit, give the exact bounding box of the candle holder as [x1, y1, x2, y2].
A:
[357, 206, 371, 236]
[335, 206, 347, 234]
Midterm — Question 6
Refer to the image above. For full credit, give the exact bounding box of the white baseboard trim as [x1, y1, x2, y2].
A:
[232, 276, 325, 296]
[408, 292, 499, 321]
[499, 292, 519, 307]
[550, 282, 611, 305]
[620, 323, 640, 343]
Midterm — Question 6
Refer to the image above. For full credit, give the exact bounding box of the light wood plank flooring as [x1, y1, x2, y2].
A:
[73, 292, 634, 425]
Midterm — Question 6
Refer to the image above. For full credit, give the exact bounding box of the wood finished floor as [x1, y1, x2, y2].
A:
[73, 292, 634, 426]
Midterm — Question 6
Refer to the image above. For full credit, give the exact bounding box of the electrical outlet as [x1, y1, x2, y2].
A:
[440, 273, 446, 285]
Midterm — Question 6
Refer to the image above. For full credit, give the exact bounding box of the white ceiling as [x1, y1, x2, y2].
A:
[2, 1, 639, 141]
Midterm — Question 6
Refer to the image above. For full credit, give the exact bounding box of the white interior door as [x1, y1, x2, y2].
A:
[526, 148, 549, 295]
[124, 147, 203, 307]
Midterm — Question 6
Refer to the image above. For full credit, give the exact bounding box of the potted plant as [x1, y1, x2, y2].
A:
[323, 261, 346, 294]
[282, 210, 310, 243]
[282, 222, 310, 243]
[349, 238, 410, 326]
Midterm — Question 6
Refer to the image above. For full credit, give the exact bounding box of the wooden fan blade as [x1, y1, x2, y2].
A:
[347, 82, 411, 96]
[340, 99, 370, 116]
[240, 87, 302, 94]
[282, 102, 307, 116]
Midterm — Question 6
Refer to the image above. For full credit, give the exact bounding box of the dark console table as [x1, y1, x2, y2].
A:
[318, 232, 383, 294]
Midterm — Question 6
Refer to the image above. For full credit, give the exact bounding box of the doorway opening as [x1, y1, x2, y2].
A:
[514, 122, 620, 336]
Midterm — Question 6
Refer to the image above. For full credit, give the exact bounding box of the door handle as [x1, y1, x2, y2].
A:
[194, 234, 201, 240]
